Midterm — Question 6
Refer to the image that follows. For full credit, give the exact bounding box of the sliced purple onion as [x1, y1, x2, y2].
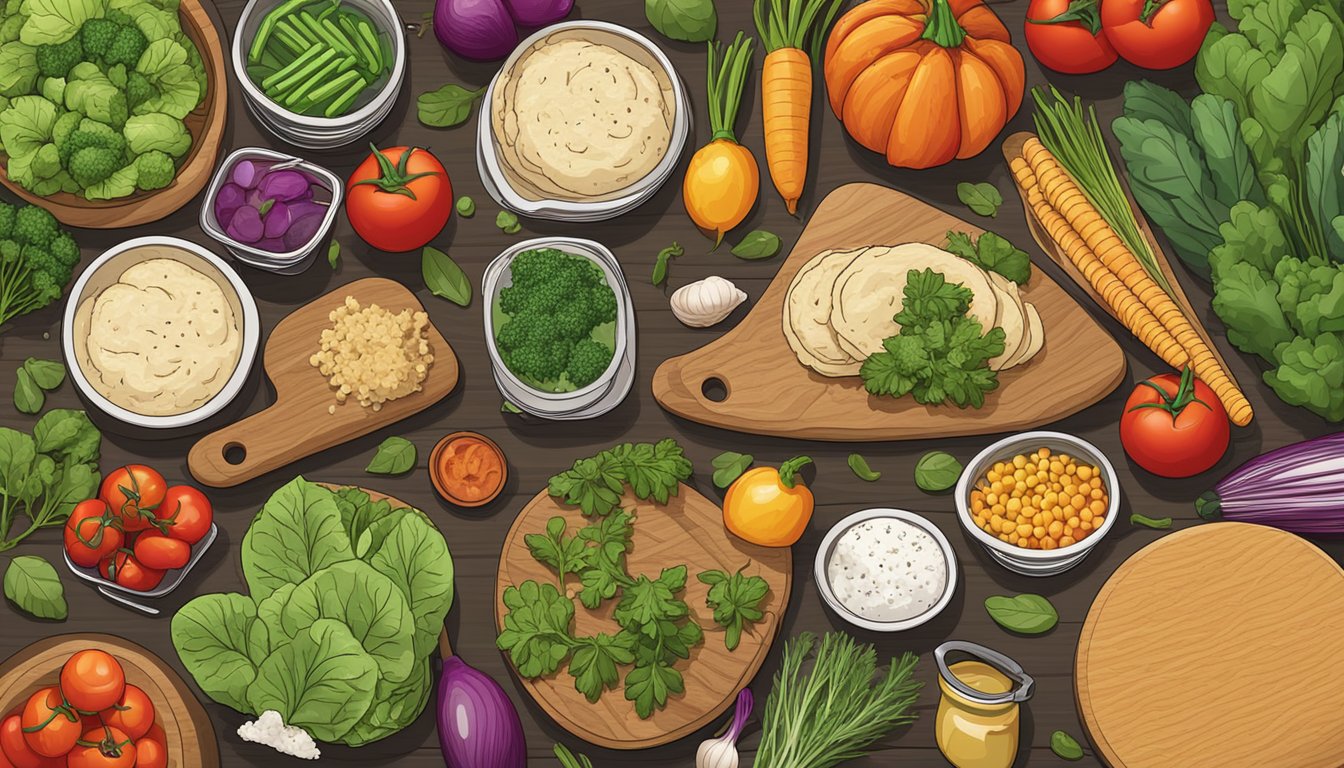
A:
[214, 182, 246, 226]
[262, 200, 291, 239]
[227, 205, 264, 243]
[255, 237, 288, 253]
[1197, 431, 1344, 534]
[283, 211, 324, 250]
[231, 159, 266, 189]
[258, 169, 313, 202]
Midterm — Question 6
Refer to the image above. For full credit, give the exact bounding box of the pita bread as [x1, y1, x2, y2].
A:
[1005, 302, 1044, 369]
[783, 247, 866, 377]
[985, 271, 1027, 370]
[829, 243, 998, 360]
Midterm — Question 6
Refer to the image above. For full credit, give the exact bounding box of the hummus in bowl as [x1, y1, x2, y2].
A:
[482, 22, 688, 218]
[63, 237, 260, 429]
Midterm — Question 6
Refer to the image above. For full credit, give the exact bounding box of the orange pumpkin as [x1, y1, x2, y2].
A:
[824, 0, 1025, 169]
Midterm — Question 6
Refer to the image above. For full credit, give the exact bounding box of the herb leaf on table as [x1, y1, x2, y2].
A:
[569, 632, 636, 702]
[525, 516, 590, 589]
[416, 84, 485, 128]
[957, 182, 1003, 217]
[496, 580, 577, 678]
[698, 567, 769, 650]
[3, 555, 67, 620]
[985, 593, 1059, 634]
[22, 358, 64, 391]
[548, 440, 693, 515]
[712, 451, 754, 488]
[365, 436, 416, 475]
[945, 230, 1032, 285]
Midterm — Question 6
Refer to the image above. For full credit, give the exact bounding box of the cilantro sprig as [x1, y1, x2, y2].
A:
[699, 566, 771, 650]
[547, 438, 693, 516]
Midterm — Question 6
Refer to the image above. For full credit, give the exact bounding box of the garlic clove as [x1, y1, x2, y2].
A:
[670, 276, 748, 328]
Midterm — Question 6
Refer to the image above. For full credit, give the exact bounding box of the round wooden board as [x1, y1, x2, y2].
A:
[0, 0, 228, 228]
[0, 633, 220, 767]
[495, 485, 792, 749]
[1076, 523, 1344, 768]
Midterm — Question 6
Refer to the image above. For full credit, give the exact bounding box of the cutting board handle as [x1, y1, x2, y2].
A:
[188, 403, 305, 488]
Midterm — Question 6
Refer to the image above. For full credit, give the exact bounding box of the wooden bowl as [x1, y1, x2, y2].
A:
[0, 634, 219, 766]
[0, 0, 228, 228]
[429, 431, 508, 507]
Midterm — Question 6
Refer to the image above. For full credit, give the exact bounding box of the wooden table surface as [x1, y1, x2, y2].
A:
[3, 1, 1337, 766]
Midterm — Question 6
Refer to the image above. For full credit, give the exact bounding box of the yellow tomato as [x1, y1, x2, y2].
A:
[723, 457, 814, 547]
[683, 138, 759, 246]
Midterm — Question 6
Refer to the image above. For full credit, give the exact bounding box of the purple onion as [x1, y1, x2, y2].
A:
[283, 211, 324, 251]
[262, 200, 291, 239]
[437, 655, 526, 767]
[231, 159, 266, 189]
[1197, 431, 1344, 534]
[226, 205, 264, 243]
[286, 200, 324, 220]
[258, 169, 313, 202]
[502, 0, 572, 26]
[214, 182, 246, 226]
[434, 0, 518, 61]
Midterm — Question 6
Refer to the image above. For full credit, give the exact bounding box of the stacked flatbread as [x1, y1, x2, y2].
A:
[783, 243, 1043, 377]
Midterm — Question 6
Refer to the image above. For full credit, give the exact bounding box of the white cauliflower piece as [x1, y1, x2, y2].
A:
[238, 710, 321, 760]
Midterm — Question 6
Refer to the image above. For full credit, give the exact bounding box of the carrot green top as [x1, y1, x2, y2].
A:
[706, 32, 756, 143]
[753, 0, 846, 55]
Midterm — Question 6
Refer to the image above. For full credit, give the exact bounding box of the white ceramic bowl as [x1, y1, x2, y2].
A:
[232, 0, 406, 148]
[62, 237, 260, 430]
[955, 431, 1121, 577]
[815, 508, 959, 632]
[477, 21, 691, 222]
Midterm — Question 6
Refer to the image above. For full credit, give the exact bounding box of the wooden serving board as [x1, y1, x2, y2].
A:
[0, 633, 220, 767]
[495, 485, 792, 749]
[0, 0, 228, 228]
[1077, 524, 1344, 768]
[652, 183, 1126, 441]
[1002, 132, 1238, 382]
[189, 278, 459, 487]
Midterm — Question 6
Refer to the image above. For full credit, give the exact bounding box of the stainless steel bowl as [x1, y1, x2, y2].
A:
[232, 0, 406, 148]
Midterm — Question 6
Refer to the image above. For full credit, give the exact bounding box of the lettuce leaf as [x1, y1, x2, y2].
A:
[134, 38, 200, 118]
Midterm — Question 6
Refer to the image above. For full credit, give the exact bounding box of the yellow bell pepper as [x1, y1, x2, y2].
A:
[723, 456, 814, 547]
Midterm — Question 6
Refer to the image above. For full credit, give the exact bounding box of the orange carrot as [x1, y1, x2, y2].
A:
[755, 0, 845, 215]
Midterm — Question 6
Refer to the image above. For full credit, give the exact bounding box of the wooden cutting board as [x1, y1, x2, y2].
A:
[189, 278, 459, 487]
[495, 485, 791, 749]
[652, 183, 1126, 441]
[1077, 524, 1344, 768]
[0, 633, 219, 767]
[1001, 132, 1238, 382]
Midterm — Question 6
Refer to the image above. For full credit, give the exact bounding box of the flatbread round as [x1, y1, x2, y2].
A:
[986, 272, 1027, 370]
[829, 243, 998, 360]
[1005, 302, 1044, 369]
[783, 247, 867, 377]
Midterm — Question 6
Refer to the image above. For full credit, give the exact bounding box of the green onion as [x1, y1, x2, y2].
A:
[325, 76, 368, 117]
[248, 0, 311, 63]
[1032, 85, 1173, 296]
[261, 45, 324, 91]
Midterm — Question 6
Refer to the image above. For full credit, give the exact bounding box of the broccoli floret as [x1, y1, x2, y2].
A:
[104, 25, 147, 69]
[69, 146, 122, 187]
[58, 120, 125, 165]
[49, 232, 79, 269]
[0, 204, 15, 240]
[51, 110, 82, 148]
[80, 18, 120, 60]
[125, 71, 153, 110]
[566, 340, 613, 388]
[35, 37, 83, 78]
[13, 206, 57, 247]
[105, 9, 133, 26]
[588, 284, 618, 324]
[133, 150, 174, 191]
[27, 266, 60, 305]
[0, 240, 18, 265]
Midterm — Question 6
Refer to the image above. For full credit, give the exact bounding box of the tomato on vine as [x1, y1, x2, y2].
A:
[1120, 368, 1230, 478]
[59, 652, 125, 714]
[98, 552, 165, 593]
[65, 727, 135, 768]
[98, 466, 166, 533]
[18, 688, 78, 758]
[63, 501, 122, 569]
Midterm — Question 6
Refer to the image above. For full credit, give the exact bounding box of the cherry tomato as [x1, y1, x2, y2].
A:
[18, 688, 78, 758]
[130, 725, 165, 768]
[63, 501, 122, 570]
[130, 531, 190, 572]
[60, 651, 126, 714]
[1025, 0, 1119, 74]
[0, 716, 59, 768]
[1120, 369, 1230, 478]
[97, 686, 152, 743]
[99, 466, 166, 533]
[98, 552, 164, 594]
[1100, 0, 1214, 69]
[65, 727, 134, 768]
[154, 486, 212, 544]
[345, 145, 452, 253]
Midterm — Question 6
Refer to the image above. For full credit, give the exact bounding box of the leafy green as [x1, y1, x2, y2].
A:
[984, 593, 1058, 634]
[698, 567, 768, 650]
[651, 241, 683, 286]
[13, 368, 42, 414]
[21, 0, 102, 45]
[525, 516, 589, 588]
[22, 358, 64, 390]
[914, 451, 962, 492]
[422, 246, 471, 307]
[0, 43, 38, 97]
[711, 451, 753, 488]
[122, 112, 188, 156]
[496, 580, 576, 678]
[134, 38, 199, 118]
[731, 229, 781, 260]
[367, 515, 455, 658]
[416, 83, 483, 128]
[248, 619, 379, 744]
[944, 230, 1032, 285]
[0, 409, 101, 552]
[956, 182, 1002, 217]
[847, 452, 881, 481]
[3, 555, 66, 619]
[365, 436, 416, 475]
[170, 594, 260, 712]
[327, 240, 340, 270]
[1051, 730, 1085, 760]
[548, 439, 693, 516]
[241, 477, 354, 600]
[646, 0, 717, 43]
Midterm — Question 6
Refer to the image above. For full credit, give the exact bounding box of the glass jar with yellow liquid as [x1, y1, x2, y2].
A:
[934, 641, 1035, 768]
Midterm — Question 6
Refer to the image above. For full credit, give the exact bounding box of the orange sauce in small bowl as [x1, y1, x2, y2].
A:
[429, 432, 507, 507]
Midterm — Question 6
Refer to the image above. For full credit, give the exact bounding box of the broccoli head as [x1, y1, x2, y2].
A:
[566, 340, 613, 388]
[0, 203, 15, 240]
[104, 25, 148, 69]
[49, 232, 79, 269]
[36, 37, 83, 79]
[51, 110, 82, 148]
[70, 146, 121, 188]
[80, 18, 120, 60]
[125, 71, 154, 110]
[58, 120, 126, 165]
[133, 150, 174, 191]
[0, 240, 18, 265]
[13, 205, 57, 247]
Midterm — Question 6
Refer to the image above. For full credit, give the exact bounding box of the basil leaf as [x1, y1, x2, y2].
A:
[422, 247, 472, 307]
[22, 358, 64, 390]
[710, 451, 753, 489]
[645, 0, 717, 43]
[366, 436, 417, 475]
[1131, 513, 1173, 529]
[1051, 730, 1085, 761]
[327, 240, 340, 270]
[914, 451, 962, 492]
[4, 556, 67, 620]
[416, 84, 485, 128]
[731, 230, 781, 260]
[957, 182, 1003, 217]
[13, 367, 43, 414]
[847, 453, 881, 481]
[456, 196, 475, 218]
[496, 211, 521, 234]
[984, 594, 1058, 634]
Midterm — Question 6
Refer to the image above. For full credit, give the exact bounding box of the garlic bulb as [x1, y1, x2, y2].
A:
[697, 689, 752, 768]
[670, 276, 748, 328]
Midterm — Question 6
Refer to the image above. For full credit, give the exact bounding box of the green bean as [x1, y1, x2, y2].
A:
[340, 14, 378, 70]
[260, 45, 323, 91]
[275, 17, 317, 46]
[307, 68, 362, 105]
[324, 75, 367, 117]
[284, 55, 354, 109]
[247, 0, 311, 64]
[270, 47, 336, 94]
[356, 20, 383, 71]
[320, 17, 359, 57]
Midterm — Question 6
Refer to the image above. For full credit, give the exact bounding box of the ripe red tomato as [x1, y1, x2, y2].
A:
[65, 728, 134, 768]
[99, 466, 166, 533]
[97, 686, 153, 743]
[18, 689, 78, 758]
[131, 531, 190, 572]
[155, 486, 212, 544]
[1100, 0, 1214, 69]
[60, 652, 126, 715]
[1025, 0, 1119, 74]
[98, 552, 165, 593]
[0, 715, 60, 768]
[345, 145, 452, 252]
[63, 501, 122, 569]
[131, 725, 165, 768]
[1120, 369, 1230, 478]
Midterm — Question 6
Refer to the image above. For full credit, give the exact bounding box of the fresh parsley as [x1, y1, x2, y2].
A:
[698, 566, 769, 650]
[525, 516, 590, 588]
[945, 230, 1032, 285]
[547, 439, 693, 516]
